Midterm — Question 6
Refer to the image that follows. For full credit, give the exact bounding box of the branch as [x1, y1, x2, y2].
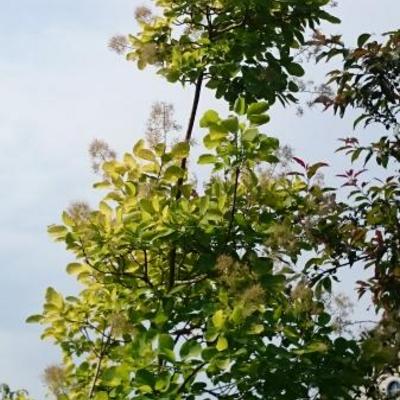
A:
[168, 72, 204, 290]
[88, 327, 112, 399]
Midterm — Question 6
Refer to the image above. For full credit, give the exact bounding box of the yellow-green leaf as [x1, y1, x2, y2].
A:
[216, 335, 228, 352]
[212, 310, 226, 330]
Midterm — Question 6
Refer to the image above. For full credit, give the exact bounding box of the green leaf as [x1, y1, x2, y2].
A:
[26, 314, 43, 324]
[357, 33, 371, 47]
[164, 165, 184, 182]
[135, 369, 155, 387]
[234, 97, 246, 115]
[221, 116, 239, 133]
[171, 142, 190, 158]
[286, 63, 305, 77]
[247, 102, 269, 116]
[180, 340, 202, 359]
[200, 110, 219, 128]
[242, 128, 258, 142]
[248, 114, 270, 125]
[155, 371, 171, 392]
[307, 162, 328, 179]
[159, 333, 174, 351]
[198, 154, 218, 165]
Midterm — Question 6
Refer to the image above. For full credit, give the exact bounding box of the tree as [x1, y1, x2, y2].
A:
[25, 2, 400, 399]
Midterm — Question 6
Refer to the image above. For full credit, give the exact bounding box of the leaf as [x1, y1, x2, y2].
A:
[140, 199, 155, 215]
[198, 154, 218, 165]
[133, 139, 145, 155]
[286, 63, 305, 77]
[307, 162, 329, 179]
[137, 148, 156, 161]
[242, 128, 258, 142]
[221, 116, 239, 133]
[159, 334, 174, 351]
[234, 97, 246, 115]
[247, 101, 269, 115]
[66, 263, 86, 276]
[48, 225, 68, 236]
[62, 211, 74, 226]
[94, 393, 109, 400]
[200, 110, 219, 128]
[155, 371, 171, 392]
[357, 33, 371, 47]
[135, 369, 155, 388]
[248, 114, 270, 125]
[45, 287, 63, 308]
[292, 156, 306, 168]
[26, 314, 43, 324]
[171, 142, 190, 158]
[99, 201, 113, 218]
[216, 335, 228, 352]
[212, 310, 226, 330]
[163, 165, 184, 182]
[180, 340, 202, 359]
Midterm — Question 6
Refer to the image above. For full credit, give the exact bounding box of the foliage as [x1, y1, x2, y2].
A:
[0, 385, 31, 400]
[315, 30, 400, 129]
[31, 101, 371, 399]
[119, 0, 340, 106]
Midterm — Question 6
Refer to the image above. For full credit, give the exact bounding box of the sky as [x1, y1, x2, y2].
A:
[0, 0, 399, 398]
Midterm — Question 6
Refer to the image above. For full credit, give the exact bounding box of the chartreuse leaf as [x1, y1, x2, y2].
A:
[66, 263, 88, 276]
[164, 165, 184, 182]
[216, 335, 228, 352]
[212, 310, 226, 330]
[94, 392, 108, 400]
[171, 142, 190, 158]
[200, 110, 220, 127]
[45, 287, 63, 308]
[198, 154, 218, 164]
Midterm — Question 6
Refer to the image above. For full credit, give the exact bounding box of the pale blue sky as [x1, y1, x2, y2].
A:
[0, 1, 398, 397]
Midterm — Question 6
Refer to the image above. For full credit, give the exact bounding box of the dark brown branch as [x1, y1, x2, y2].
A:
[168, 72, 204, 290]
